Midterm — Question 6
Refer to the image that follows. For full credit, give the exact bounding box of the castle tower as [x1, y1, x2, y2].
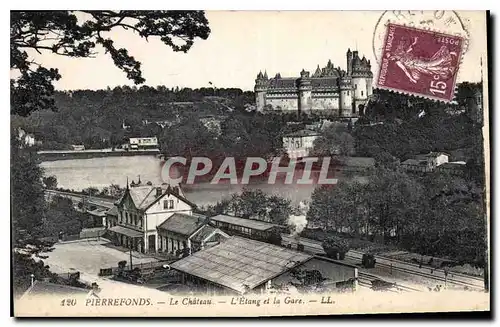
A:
[346, 49, 353, 76]
[298, 69, 312, 113]
[339, 72, 353, 116]
[254, 71, 268, 112]
[350, 52, 373, 115]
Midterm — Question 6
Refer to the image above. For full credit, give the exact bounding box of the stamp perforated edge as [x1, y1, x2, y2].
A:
[373, 20, 468, 104]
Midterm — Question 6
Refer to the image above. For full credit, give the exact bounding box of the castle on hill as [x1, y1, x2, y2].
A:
[254, 49, 373, 116]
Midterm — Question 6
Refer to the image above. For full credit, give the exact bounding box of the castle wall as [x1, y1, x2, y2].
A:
[340, 90, 352, 115]
[299, 90, 312, 112]
[266, 96, 299, 111]
[256, 91, 266, 111]
[311, 95, 339, 110]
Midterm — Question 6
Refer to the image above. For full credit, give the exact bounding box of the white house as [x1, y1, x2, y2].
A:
[402, 152, 450, 173]
[18, 128, 36, 147]
[128, 137, 159, 150]
[108, 184, 195, 253]
[414, 152, 449, 168]
[282, 129, 320, 159]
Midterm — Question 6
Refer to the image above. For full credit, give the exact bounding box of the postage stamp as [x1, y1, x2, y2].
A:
[376, 23, 464, 101]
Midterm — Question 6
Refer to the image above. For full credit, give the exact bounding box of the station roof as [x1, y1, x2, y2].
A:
[158, 213, 206, 237]
[170, 236, 312, 294]
[210, 215, 277, 231]
[108, 225, 143, 238]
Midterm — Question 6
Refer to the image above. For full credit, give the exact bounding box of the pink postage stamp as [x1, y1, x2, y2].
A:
[376, 23, 464, 102]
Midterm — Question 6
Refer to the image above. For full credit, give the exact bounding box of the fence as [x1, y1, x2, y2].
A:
[99, 259, 173, 276]
[59, 227, 107, 242]
[80, 227, 106, 239]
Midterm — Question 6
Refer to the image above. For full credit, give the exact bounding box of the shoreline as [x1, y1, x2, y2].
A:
[38, 149, 160, 162]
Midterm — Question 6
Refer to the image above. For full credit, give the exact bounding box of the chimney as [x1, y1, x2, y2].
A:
[156, 187, 162, 197]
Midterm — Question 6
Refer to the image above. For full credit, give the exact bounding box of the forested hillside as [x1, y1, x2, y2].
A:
[11, 86, 255, 150]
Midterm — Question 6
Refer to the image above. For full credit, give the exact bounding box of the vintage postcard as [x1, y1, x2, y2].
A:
[11, 10, 490, 317]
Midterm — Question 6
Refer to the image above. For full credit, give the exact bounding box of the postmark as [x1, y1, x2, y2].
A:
[376, 23, 464, 102]
[372, 11, 470, 64]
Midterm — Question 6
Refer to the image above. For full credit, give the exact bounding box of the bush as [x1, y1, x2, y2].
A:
[322, 236, 350, 260]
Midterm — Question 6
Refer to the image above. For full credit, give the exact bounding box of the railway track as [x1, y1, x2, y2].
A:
[346, 254, 484, 292]
[349, 249, 484, 283]
[358, 272, 421, 293]
[281, 234, 484, 292]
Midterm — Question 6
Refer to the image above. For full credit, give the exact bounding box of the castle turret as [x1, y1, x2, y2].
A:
[254, 71, 268, 112]
[298, 69, 312, 113]
[339, 71, 353, 116]
[346, 49, 353, 75]
[366, 59, 373, 96]
[350, 51, 373, 114]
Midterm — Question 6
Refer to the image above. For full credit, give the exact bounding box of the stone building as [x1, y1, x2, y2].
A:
[255, 49, 373, 116]
[401, 152, 450, 173]
[108, 183, 195, 253]
[282, 129, 321, 159]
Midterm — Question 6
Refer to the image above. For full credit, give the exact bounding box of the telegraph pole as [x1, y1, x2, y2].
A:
[129, 246, 133, 270]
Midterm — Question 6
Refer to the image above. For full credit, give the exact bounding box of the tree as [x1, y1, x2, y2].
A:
[11, 11, 211, 116]
[290, 268, 327, 292]
[160, 118, 219, 160]
[34, 196, 86, 237]
[13, 253, 55, 295]
[322, 236, 350, 260]
[42, 175, 58, 189]
[11, 130, 46, 241]
[310, 124, 354, 157]
[203, 189, 292, 226]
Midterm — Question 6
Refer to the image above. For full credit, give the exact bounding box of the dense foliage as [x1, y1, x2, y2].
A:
[12, 87, 256, 151]
[322, 236, 350, 259]
[11, 11, 210, 116]
[356, 86, 483, 162]
[202, 189, 293, 226]
[307, 168, 486, 266]
[11, 131, 47, 239]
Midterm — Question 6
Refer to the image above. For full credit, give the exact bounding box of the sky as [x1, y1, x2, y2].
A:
[25, 11, 488, 92]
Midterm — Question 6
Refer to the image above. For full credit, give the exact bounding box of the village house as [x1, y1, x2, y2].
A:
[401, 151, 449, 173]
[170, 236, 358, 295]
[71, 144, 85, 151]
[157, 213, 229, 255]
[400, 158, 433, 173]
[128, 137, 159, 150]
[107, 184, 196, 253]
[436, 161, 467, 176]
[282, 129, 321, 159]
[105, 206, 119, 229]
[18, 128, 37, 147]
